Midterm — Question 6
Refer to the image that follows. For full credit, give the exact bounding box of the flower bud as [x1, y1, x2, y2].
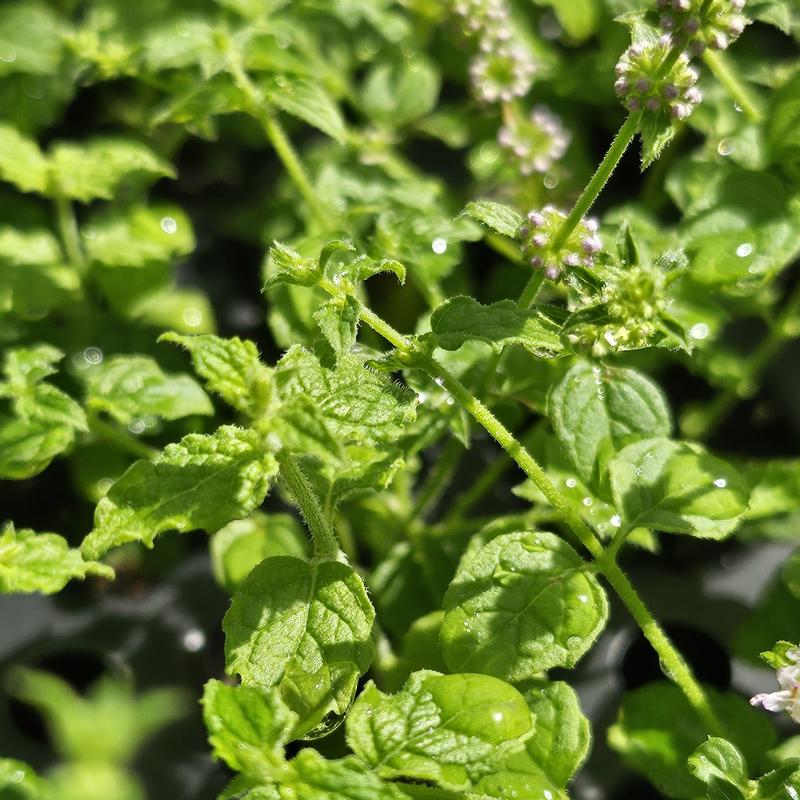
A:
[518, 207, 602, 282]
[657, 0, 749, 52]
[470, 37, 536, 103]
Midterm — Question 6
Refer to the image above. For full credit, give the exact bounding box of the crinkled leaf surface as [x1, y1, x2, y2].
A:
[84, 355, 212, 425]
[0, 525, 112, 594]
[608, 438, 749, 539]
[462, 200, 524, 238]
[430, 296, 562, 357]
[346, 670, 533, 791]
[82, 425, 277, 559]
[440, 531, 608, 681]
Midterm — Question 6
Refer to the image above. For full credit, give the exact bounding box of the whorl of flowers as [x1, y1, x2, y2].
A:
[657, 0, 748, 54]
[614, 35, 702, 120]
[498, 105, 571, 175]
[573, 265, 669, 356]
[751, 647, 800, 724]
[453, 0, 536, 103]
[517, 206, 600, 282]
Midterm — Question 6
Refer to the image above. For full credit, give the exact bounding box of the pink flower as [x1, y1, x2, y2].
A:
[751, 651, 800, 724]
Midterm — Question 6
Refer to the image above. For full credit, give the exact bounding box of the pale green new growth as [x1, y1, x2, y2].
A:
[84, 355, 212, 425]
[441, 531, 608, 680]
[0, 524, 113, 594]
[82, 425, 277, 559]
[346, 670, 533, 791]
[462, 200, 525, 239]
[608, 438, 749, 539]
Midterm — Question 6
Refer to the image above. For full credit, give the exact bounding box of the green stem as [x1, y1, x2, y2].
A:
[318, 278, 723, 734]
[411, 437, 464, 521]
[551, 113, 640, 251]
[277, 451, 340, 560]
[227, 54, 327, 224]
[703, 49, 762, 124]
[87, 414, 158, 461]
[55, 196, 86, 274]
[518, 270, 545, 309]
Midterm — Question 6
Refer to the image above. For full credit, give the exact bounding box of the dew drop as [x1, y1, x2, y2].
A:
[182, 628, 206, 652]
[434, 377, 444, 387]
[84, 346, 103, 365]
[128, 418, 146, 434]
[733, 103, 743, 113]
[787, 787, 799, 800]
[717, 138, 734, 156]
[582, 496, 593, 507]
[689, 322, 709, 340]
[610, 514, 622, 528]
[160, 216, 178, 234]
[543, 173, 558, 189]
[492, 711, 504, 722]
[713, 477, 727, 488]
[182, 307, 202, 327]
[11, 770, 24, 783]
[0, 46, 17, 63]
[736, 242, 752, 257]
[416, 391, 427, 404]
[577, 594, 588, 604]
[80, 224, 96, 240]
[565, 478, 577, 489]
[445, 396, 455, 406]
[544, 791, 554, 800]
[431, 237, 448, 254]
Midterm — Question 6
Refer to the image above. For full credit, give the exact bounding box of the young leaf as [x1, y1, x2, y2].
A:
[688, 737, 752, 800]
[81, 426, 278, 560]
[0, 123, 49, 193]
[314, 295, 359, 359]
[84, 355, 213, 425]
[639, 113, 677, 171]
[161, 332, 274, 417]
[462, 200, 525, 239]
[210, 512, 308, 593]
[361, 58, 441, 126]
[223, 555, 374, 715]
[472, 681, 590, 800]
[549, 362, 671, 489]
[202, 680, 296, 779]
[0, 417, 77, 480]
[440, 531, 608, 680]
[346, 670, 533, 791]
[609, 682, 776, 799]
[265, 78, 346, 143]
[608, 438, 749, 539]
[0, 524, 113, 594]
[48, 138, 174, 202]
[429, 296, 562, 357]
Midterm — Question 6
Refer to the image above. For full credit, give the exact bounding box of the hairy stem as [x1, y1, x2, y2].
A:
[277, 451, 340, 560]
[319, 278, 723, 733]
[703, 49, 762, 123]
[551, 113, 640, 251]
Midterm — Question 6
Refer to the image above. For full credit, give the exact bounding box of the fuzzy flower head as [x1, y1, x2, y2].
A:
[518, 206, 601, 282]
[470, 37, 536, 103]
[614, 36, 702, 120]
[453, 0, 510, 39]
[657, 0, 748, 55]
[751, 648, 800, 724]
[498, 105, 571, 175]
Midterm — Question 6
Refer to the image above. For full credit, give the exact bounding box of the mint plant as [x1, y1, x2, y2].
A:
[1, 0, 800, 798]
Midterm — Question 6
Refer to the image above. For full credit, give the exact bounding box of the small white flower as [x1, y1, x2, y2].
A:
[751, 656, 800, 724]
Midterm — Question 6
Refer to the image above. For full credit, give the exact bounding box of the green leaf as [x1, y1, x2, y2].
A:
[81, 426, 278, 560]
[84, 204, 194, 268]
[608, 438, 749, 539]
[361, 58, 440, 126]
[224, 556, 374, 722]
[546, 0, 599, 41]
[346, 670, 533, 791]
[744, 460, 800, 520]
[0, 124, 48, 193]
[0, 524, 113, 594]
[314, 295, 360, 358]
[767, 71, 800, 169]
[210, 512, 309, 593]
[462, 201, 524, 239]
[639, 111, 677, 171]
[202, 679, 296, 779]
[0, 416, 76, 479]
[266, 79, 346, 143]
[0, 758, 48, 799]
[161, 332, 274, 417]
[440, 531, 608, 681]
[759, 640, 800, 670]
[264, 241, 320, 289]
[0, 2, 62, 77]
[84, 355, 212, 425]
[609, 682, 777, 799]
[429, 296, 562, 357]
[275, 346, 416, 456]
[688, 738, 751, 800]
[549, 362, 671, 490]
[48, 138, 174, 203]
[7, 668, 187, 764]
